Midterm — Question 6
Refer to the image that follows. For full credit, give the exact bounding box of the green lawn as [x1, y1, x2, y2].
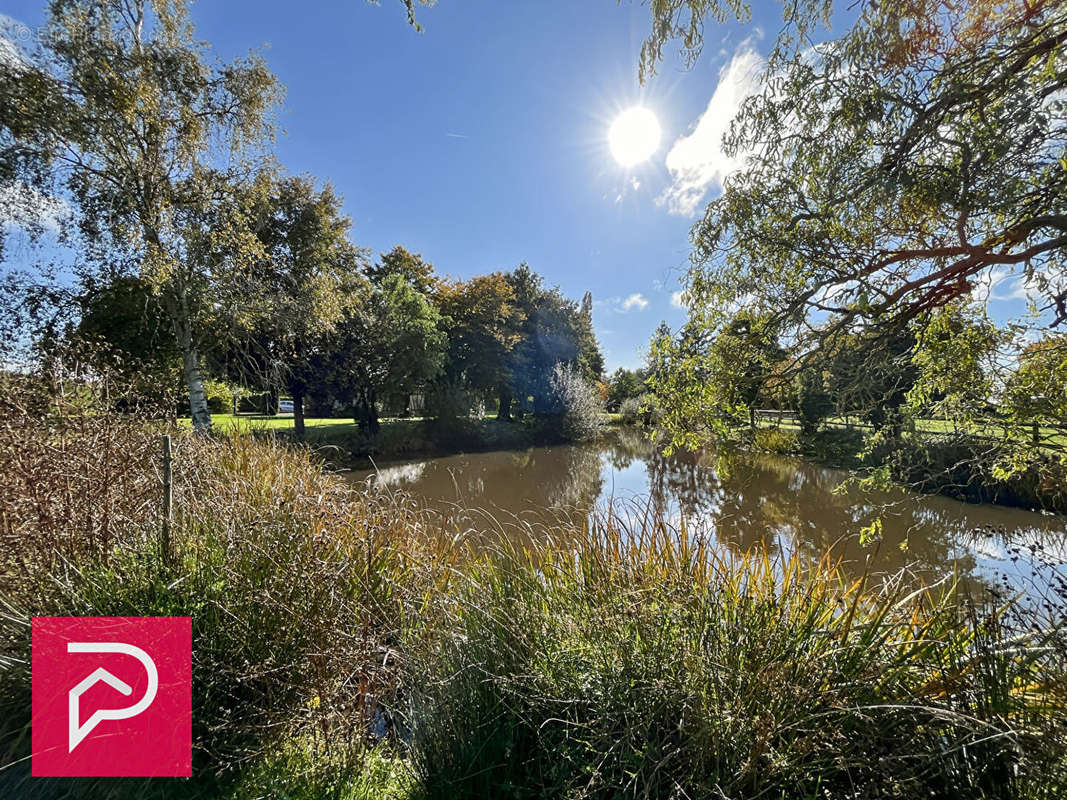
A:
[757, 414, 1067, 449]
[205, 413, 359, 436]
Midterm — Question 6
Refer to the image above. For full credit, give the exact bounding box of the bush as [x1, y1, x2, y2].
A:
[753, 426, 799, 454]
[544, 363, 604, 442]
[204, 378, 236, 414]
[618, 395, 642, 425]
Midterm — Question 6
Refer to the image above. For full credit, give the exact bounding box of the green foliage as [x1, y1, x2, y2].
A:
[203, 378, 236, 414]
[753, 426, 799, 454]
[906, 304, 1004, 426]
[435, 272, 523, 398]
[320, 271, 446, 435]
[606, 367, 645, 412]
[228, 175, 368, 427]
[1003, 334, 1067, 444]
[503, 265, 604, 415]
[795, 366, 833, 435]
[73, 276, 182, 400]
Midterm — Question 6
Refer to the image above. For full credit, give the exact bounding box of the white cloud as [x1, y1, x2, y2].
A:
[670, 290, 685, 308]
[620, 293, 648, 312]
[660, 43, 764, 216]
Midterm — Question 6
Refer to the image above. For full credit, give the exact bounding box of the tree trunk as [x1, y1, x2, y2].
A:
[367, 389, 380, 436]
[182, 344, 212, 432]
[497, 388, 512, 421]
[293, 391, 306, 441]
[749, 406, 756, 431]
[356, 390, 381, 437]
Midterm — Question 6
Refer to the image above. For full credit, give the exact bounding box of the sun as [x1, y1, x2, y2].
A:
[608, 107, 661, 167]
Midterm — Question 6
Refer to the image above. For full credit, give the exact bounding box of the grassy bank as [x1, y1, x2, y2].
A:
[3, 384, 1066, 798]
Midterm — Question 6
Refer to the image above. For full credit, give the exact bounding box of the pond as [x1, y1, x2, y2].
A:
[348, 428, 1067, 603]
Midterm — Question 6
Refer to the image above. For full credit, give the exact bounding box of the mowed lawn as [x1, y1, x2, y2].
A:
[183, 413, 368, 440]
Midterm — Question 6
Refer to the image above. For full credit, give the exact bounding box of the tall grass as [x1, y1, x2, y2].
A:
[406, 523, 1067, 799]
[0, 372, 1064, 799]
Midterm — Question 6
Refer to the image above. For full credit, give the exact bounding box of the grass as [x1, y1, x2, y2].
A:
[3, 379, 1066, 798]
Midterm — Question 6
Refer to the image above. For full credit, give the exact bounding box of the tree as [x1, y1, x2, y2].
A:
[367, 245, 439, 296]
[435, 272, 524, 406]
[822, 322, 919, 431]
[905, 304, 1006, 431]
[680, 0, 1067, 347]
[72, 275, 182, 407]
[239, 176, 367, 439]
[502, 264, 604, 418]
[1004, 334, 1067, 445]
[648, 0, 1067, 457]
[0, 0, 281, 431]
[0, 0, 432, 431]
[320, 272, 445, 435]
[606, 367, 646, 412]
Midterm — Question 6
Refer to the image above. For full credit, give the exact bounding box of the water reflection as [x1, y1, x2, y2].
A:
[348, 429, 1067, 597]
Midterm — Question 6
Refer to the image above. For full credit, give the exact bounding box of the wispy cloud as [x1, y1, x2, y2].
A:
[445, 131, 468, 139]
[660, 42, 764, 216]
[596, 293, 650, 313]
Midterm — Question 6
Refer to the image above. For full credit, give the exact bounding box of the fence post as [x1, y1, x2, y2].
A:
[161, 434, 172, 564]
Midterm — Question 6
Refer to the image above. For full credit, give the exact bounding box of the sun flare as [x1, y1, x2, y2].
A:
[608, 107, 661, 167]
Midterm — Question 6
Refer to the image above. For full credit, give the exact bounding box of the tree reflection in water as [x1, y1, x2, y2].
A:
[349, 429, 1066, 599]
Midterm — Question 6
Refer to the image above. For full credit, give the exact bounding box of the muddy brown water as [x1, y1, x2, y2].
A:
[347, 428, 1067, 603]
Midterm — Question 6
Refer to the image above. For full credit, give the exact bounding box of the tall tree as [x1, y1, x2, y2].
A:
[435, 272, 524, 403]
[503, 264, 604, 417]
[320, 272, 445, 435]
[0, 0, 281, 430]
[242, 176, 367, 439]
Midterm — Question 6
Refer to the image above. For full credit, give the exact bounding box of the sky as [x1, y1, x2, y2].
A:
[0, 0, 1038, 370]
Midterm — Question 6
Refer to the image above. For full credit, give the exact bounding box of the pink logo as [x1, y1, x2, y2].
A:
[32, 617, 192, 777]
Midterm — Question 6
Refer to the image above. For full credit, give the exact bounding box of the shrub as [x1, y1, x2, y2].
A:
[618, 395, 642, 425]
[204, 379, 236, 414]
[544, 362, 604, 442]
[753, 426, 799, 454]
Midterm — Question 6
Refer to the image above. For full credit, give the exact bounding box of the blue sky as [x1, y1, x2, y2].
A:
[1, 1, 1037, 369]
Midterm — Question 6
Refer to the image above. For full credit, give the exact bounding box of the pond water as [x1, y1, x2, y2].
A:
[348, 428, 1067, 601]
